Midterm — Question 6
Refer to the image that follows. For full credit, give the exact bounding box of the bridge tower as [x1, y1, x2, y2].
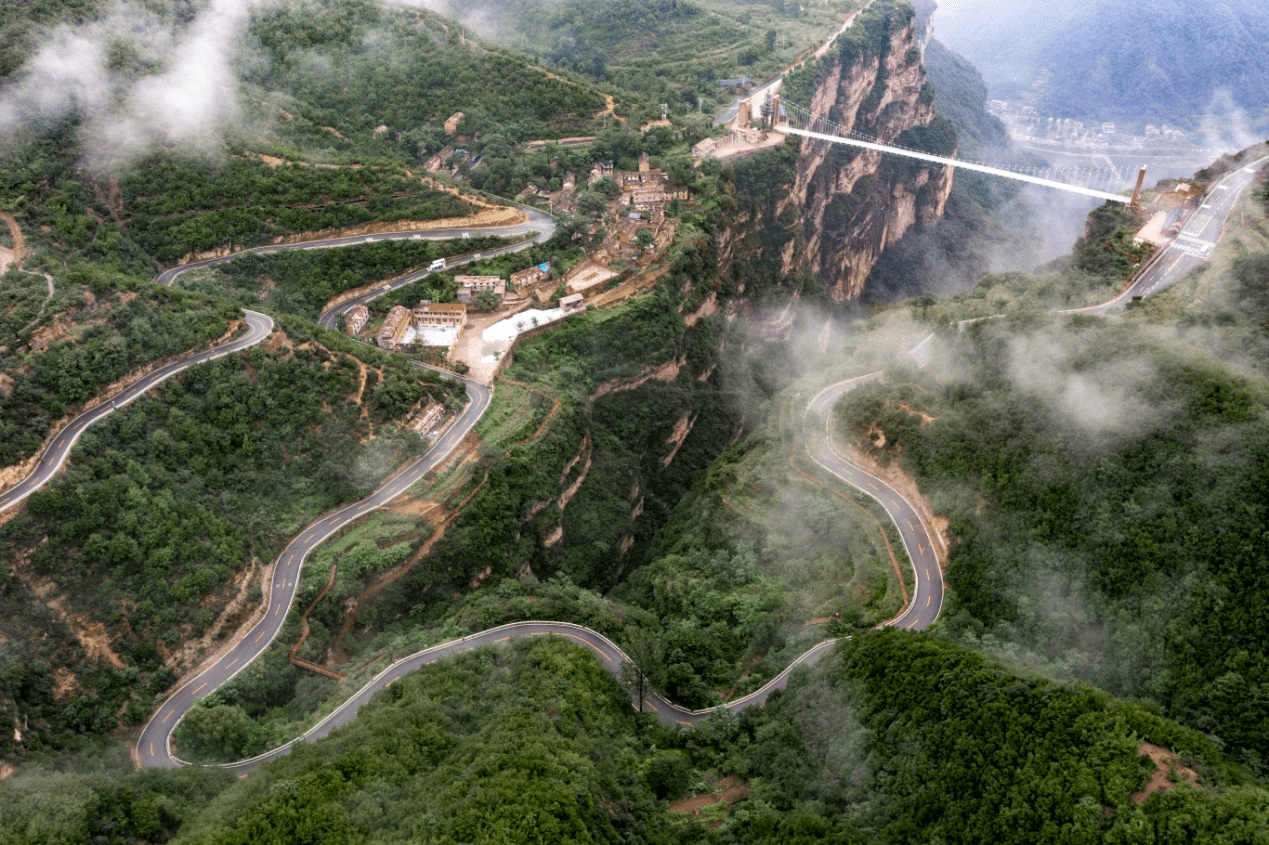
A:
[1130, 165, 1147, 207]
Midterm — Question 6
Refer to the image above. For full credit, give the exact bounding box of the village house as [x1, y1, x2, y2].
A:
[588, 160, 614, 186]
[454, 275, 506, 304]
[413, 301, 468, 329]
[510, 263, 551, 291]
[376, 305, 413, 351]
[628, 184, 688, 211]
[559, 293, 584, 312]
[344, 304, 370, 335]
[691, 137, 718, 157]
[444, 111, 465, 135]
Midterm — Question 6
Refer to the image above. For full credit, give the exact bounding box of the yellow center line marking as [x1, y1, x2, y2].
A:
[495, 637, 510, 642]
[149, 743, 154, 756]
[925, 567, 930, 578]
[564, 633, 612, 661]
[919, 544, 925, 555]
[331, 518, 342, 526]
[227, 658, 238, 669]
[255, 630, 267, 643]
[274, 603, 281, 616]
[303, 533, 314, 543]
[193, 683, 206, 694]
[162, 710, 172, 723]
[867, 482, 879, 490]
[926, 595, 931, 607]
[908, 519, 915, 530]
[676, 719, 691, 726]
[643, 699, 657, 712]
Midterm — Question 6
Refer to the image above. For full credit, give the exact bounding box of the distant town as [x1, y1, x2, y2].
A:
[988, 99, 1201, 152]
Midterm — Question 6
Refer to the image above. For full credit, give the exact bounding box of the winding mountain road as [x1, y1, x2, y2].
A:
[155, 206, 556, 295]
[0, 310, 275, 514]
[7, 159, 1253, 776]
[131, 353, 938, 774]
[137, 371, 491, 769]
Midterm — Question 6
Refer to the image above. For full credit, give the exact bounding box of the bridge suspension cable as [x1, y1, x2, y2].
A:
[777, 101, 1133, 204]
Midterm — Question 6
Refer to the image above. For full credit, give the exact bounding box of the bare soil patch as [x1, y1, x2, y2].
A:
[662, 410, 697, 467]
[1132, 743, 1200, 804]
[669, 775, 750, 818]
[157, 561, 274, 697]
[589, 355, 683, 402]
[0, 211, 25, 266]
[19, 570, 127, 669]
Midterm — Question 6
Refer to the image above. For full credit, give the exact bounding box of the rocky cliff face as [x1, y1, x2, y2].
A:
[777, 1, 954, 301]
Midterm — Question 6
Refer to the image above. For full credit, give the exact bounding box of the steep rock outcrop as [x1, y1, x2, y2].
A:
[778, 1, 955, 300]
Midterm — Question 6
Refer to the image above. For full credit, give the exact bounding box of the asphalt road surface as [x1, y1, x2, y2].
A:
[0, 310, 275, 514]
[136, 372, 492, 769]
[805, 375, 945, 631]
[30, 149, 1256, 775]
[1072, 155, 1269, 315]
[137, 364, 946, 773]
[152, 205, 556, 331]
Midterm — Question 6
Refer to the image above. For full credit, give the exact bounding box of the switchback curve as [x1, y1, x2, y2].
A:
[35, 162, 1256, 775]
[137, 358, 941, 773]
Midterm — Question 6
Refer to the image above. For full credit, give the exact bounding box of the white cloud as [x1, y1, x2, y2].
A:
[0, 0, 267, 171]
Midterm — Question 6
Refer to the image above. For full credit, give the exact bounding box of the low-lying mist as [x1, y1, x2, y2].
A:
[0, 0, 269, 171]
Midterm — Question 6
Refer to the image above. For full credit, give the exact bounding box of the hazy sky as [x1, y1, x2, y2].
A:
[929, 0, 1096, 93]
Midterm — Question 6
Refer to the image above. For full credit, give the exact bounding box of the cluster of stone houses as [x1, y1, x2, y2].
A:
[620, 153, 688, 211]
[369, 301, 468, 351]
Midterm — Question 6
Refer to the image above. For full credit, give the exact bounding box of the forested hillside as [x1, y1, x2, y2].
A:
[7, 633, 1268, 843]
[0, 327, 458, 757]
[445, 0, 864, 119]
[836, 159, 1269, 773]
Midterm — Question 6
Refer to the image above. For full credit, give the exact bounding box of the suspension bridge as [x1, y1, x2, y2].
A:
[775, 99, 1139, 204]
